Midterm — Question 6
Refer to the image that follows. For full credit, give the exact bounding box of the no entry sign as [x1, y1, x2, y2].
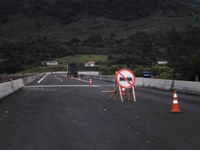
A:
[115, 68, 136, 88]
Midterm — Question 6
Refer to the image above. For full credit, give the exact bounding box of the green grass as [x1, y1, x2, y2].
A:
[22, 54, 108, 73]
[22, 65, 66, 73]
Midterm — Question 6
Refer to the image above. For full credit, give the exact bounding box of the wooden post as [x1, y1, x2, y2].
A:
[132, 86, 136, 102]
[109, 85, 118, 101]
[118, 86, 123, 102]
[109, 84, 137, 102]
[124, 86, 136, 102]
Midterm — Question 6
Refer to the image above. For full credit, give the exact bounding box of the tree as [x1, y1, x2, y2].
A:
[165, 27, 200, 80]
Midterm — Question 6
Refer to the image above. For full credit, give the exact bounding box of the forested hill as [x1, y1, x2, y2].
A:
[0, 0, 199, 44]
[0, 0, 200, 80]
[0, 0, 199, 21]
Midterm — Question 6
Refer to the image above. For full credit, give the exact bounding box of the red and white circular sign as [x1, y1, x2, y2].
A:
[115, 68, 136, 88]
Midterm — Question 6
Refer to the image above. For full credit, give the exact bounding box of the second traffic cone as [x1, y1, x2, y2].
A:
[89, 78, 92, 87]
[121, 88, 126, 96]
[171, 90, 181, 113]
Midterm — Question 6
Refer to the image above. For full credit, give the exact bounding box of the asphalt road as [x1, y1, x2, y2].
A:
[0, 73, 200, 150]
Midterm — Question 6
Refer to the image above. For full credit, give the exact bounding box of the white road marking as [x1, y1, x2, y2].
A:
[73, 78, 90, 83]
[54, 75, 63, 82]
[101, 90, 115, 93]
[26, 85, 114, 88]
[37, 74, 48, 83]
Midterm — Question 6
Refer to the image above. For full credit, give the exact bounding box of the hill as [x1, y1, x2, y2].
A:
[1, 0, 199, 20]
[0, 0, 199, 41]
[0, 0, 199, 44]
[0, 0, 200, 80]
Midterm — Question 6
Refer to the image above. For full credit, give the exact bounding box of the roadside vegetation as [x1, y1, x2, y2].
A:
[22, 55, 108, 73]
[0, 0, 200, 81]
[1, 26, 200, 81]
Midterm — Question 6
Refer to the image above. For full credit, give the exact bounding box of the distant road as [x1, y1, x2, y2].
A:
[0, 73, 200, 150]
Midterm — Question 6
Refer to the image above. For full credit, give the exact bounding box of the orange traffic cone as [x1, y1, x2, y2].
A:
[121, 88, 126, 96]
[171, 90, 181, 113]
[89, 79, 92, 87]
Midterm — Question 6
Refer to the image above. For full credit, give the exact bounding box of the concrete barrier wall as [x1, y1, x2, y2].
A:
[134, 78, 174, 90]
[78, 71, 100, 75]
[83, 74, 200, 95]
[0, 82, 13, 99]
[0, 74, 43, 99]
[1, 73, 199, 99]
[22, 75, 40, 85]
[173, 80, 200, 95]
[11, 79, 24, 91]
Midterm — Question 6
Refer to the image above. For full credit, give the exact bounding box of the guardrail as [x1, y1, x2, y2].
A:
[82, 74, 200, 95]
[0, 74, 43, 99]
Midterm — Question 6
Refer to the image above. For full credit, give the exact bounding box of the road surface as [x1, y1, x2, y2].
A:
[0, 73, 200, 150]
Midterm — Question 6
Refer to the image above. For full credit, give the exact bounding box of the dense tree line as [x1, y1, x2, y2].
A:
[106, 27, 200, 80]
[165, 27, 200, 80]
[0, 39, 75, 73]
[0, 27, 200, 81]
[0, 0, 197, 23]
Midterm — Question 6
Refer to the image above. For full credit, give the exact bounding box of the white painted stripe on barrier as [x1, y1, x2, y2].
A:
[37, 74, 47, 83]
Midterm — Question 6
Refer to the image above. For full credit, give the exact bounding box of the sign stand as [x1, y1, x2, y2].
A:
[109, 68, 137, 102]
[109, 84, 119, 101]
[124, 86, 136, 102]
[109, 84, 136, 102]
[118, 86, 123, 102]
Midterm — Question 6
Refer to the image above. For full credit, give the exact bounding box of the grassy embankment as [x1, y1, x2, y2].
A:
[22, 54, 108, 73]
